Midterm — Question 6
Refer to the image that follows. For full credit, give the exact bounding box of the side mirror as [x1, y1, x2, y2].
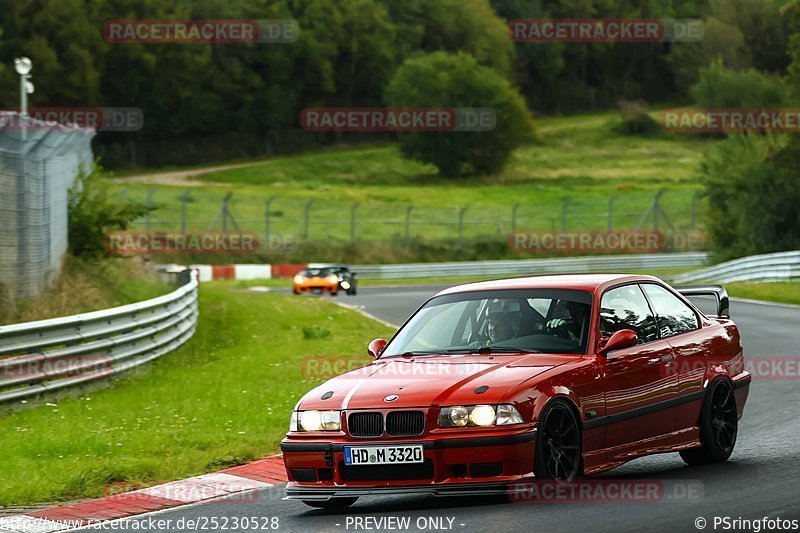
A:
[599, 329, 638, 355]
[367, 338, 387, 359]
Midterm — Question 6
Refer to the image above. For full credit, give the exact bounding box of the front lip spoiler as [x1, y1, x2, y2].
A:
[284, 481, 518, 501]
[281, 429, 537, 453]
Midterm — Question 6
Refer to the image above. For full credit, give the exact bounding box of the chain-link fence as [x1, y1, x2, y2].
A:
[0, 112, 94, 300]
[122, 186, 704, 247]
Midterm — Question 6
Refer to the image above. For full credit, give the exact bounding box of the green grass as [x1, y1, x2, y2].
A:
[112, 114, 715, 248]
[0, 257, 169, 325]
[0, 284, 393, 506]
[727, 282, 800, 306]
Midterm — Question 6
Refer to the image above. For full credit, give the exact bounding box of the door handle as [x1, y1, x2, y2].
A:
[660, 354, 675, 363]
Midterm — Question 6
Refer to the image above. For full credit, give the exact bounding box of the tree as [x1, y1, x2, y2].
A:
[690, 60, 787, 109]
[700, 134, 800, 260]
[385, 51, 534, 176]
[68, 165, 151, 257]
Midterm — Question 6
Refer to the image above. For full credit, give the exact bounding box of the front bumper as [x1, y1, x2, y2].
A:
[294, 282, 338, 293]
[281, 429, 537, 500]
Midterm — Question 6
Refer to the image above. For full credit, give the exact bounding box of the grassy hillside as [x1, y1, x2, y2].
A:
[112, 113, 716, 262]
[0, 257, 168, 325]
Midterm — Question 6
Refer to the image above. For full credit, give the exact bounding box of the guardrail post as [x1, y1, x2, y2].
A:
[179, 189, 192, 234]
[264, 195, 276, 249]
[304, 199, 314, 240]
[607, 196, 616, 231]
[458, 207, 468, 245]
[511, 203, 520, 235]
[350, 202, 359, 244]
[405, 205, 413, 245]
[561, 198, 570, 231]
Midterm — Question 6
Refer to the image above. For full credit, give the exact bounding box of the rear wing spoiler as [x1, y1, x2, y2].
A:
[675, 284, 730, 318]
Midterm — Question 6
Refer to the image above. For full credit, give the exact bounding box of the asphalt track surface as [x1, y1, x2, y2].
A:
[77, 284, 800, 533]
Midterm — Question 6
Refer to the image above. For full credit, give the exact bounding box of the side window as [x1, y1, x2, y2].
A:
[599, 285, 658, 344]
[641, 284, 699, 338]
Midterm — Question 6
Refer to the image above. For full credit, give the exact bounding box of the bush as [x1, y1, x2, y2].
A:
[68, 165, 151, 257]
[700, 134, 800, 260]
[690, 60, 787, 109]
[615, 100, 661, 136]
[385, 51, 534, 176]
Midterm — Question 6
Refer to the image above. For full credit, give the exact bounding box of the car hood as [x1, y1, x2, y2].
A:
[296, 353, 577, 410]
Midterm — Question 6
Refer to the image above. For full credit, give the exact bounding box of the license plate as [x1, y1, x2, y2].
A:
[344, 444, 424, 466]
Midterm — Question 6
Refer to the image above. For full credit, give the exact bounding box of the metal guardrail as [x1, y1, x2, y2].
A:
[672, 251, 800, 284]
[352, 252, 710, 279]
[0, 269, 198, 403]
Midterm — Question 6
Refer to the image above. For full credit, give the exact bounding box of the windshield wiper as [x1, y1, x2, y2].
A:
[446, 346, 539, 354]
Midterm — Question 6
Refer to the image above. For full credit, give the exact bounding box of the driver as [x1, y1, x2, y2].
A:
[484, 300, 521, 345]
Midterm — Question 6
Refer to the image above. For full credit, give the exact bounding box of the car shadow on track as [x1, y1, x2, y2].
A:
[297, 455, 760, 516]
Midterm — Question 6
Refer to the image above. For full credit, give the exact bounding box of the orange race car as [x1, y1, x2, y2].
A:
[293, 266, 357, 296]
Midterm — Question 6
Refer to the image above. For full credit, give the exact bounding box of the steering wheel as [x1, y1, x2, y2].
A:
[546, 318, 573, 339]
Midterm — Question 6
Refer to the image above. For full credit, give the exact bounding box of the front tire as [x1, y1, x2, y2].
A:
[534, 400, 582, 482]
[301, 497, 357, 509]
[680, 379, 738, 466]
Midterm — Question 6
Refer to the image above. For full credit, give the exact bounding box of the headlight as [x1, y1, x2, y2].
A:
[293, 275, 304, 284]
[470, 405, 496, 426]
[438, 404, 524, 428]
[293, 410, 341, 432]
[340, 280, 351, 290]
[449, 406, 469, 427]
[496, 404, 524, 425]
[321, 410, 341, 430]
[327, 274, 338, 283]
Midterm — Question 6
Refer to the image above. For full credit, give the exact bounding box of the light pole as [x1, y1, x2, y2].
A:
[14, 57, 33, 139]
[14, 57, 33, 115]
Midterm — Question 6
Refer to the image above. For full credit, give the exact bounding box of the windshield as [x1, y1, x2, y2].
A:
[383, 289, 593, 356]
[300, 268, 331, 277]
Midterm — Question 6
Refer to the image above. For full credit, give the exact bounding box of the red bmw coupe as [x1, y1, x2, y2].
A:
[282, 274, 751, 508]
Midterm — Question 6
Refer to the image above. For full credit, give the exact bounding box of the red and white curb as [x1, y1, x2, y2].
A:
[0, 455, 287, 532]
[160, 263, 343, 282]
